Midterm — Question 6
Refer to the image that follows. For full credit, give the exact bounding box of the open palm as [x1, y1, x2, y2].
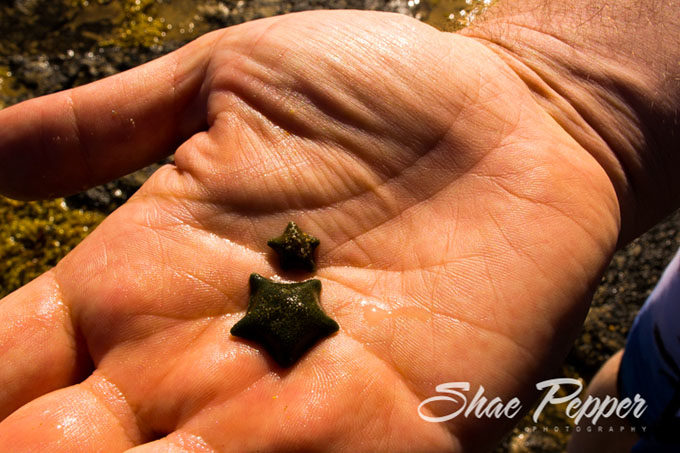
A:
[0, 10, 620, 452]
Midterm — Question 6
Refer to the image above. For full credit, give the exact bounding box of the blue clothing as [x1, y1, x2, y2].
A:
[618, 248, 680, 452]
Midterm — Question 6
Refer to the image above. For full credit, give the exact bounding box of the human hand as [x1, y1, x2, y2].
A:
[0, 10, 621, 451]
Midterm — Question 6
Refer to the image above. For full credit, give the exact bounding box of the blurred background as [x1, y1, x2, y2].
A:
[1, 1, 678, 451]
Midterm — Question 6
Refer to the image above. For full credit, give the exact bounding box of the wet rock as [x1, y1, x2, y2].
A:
[197, 2, 232, 24]
[14, 0, 41, 16]
[197, 0, 418, 27]
[508, 432, 562, 453]
[9, 55, 68, 95]
[65, 159, 170, 213]
[5, 46, 176, 105]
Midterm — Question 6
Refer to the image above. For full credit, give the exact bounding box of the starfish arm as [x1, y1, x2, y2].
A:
[249, 273, 267, 293]
[230, 315, 259, 340]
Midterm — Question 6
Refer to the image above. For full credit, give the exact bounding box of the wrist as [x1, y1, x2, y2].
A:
[458, 1, 680, 243]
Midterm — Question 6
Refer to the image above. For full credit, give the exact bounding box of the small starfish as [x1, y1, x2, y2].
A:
[267, 222, 320, 272]
[231, 273, 339, 367]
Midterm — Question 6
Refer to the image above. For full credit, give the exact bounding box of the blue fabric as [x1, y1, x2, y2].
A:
[619, 248, 680, 451]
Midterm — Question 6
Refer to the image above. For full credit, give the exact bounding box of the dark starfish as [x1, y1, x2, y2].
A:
[231, 273, 339, 367]
[267, 222, 320, 272]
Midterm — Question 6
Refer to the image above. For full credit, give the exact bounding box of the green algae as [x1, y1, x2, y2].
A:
[0, 196, 104, 298]
[0, 66, 18, 110]
[93, 0, 175, 48]
[68, 0, 208, 49]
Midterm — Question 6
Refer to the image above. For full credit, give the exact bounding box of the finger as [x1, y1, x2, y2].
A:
[0, 374, 144, 451]
[0, 271, 91, 420]
[0, 30, 221, 200]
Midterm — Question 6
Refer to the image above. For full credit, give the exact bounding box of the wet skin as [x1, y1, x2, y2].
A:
[0, 10, 621, 452]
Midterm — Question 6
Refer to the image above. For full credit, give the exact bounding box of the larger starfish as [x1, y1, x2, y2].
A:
[230, 274, 339, 367]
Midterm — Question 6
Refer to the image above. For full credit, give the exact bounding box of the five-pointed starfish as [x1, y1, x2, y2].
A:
[267, 222, 320, 272]
[230, 273, 339, 367]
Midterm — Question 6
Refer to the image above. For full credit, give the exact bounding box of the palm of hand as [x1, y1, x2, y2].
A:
[0, 10, 619, 452]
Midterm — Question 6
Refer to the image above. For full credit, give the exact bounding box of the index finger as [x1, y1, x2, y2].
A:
[0, 30, 221, 200]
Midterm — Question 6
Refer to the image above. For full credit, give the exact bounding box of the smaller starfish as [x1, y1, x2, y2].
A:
[267, 222, 320, 272]
[231, 274, 339, 367]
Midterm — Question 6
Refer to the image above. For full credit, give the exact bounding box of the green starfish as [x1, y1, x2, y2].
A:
[231, 273, 339, 367]
[267, 222, 320, 272]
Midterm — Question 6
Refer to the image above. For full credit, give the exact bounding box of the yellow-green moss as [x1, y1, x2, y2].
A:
[0, 65, 21, 110]
[97, 0, 169, 48]
[0, 196, 104, 298]
[425, 0, 496, 32]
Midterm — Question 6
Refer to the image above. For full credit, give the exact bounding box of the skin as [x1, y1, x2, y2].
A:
[0, 3, 677, 451]
[567, 351, 639, 452]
